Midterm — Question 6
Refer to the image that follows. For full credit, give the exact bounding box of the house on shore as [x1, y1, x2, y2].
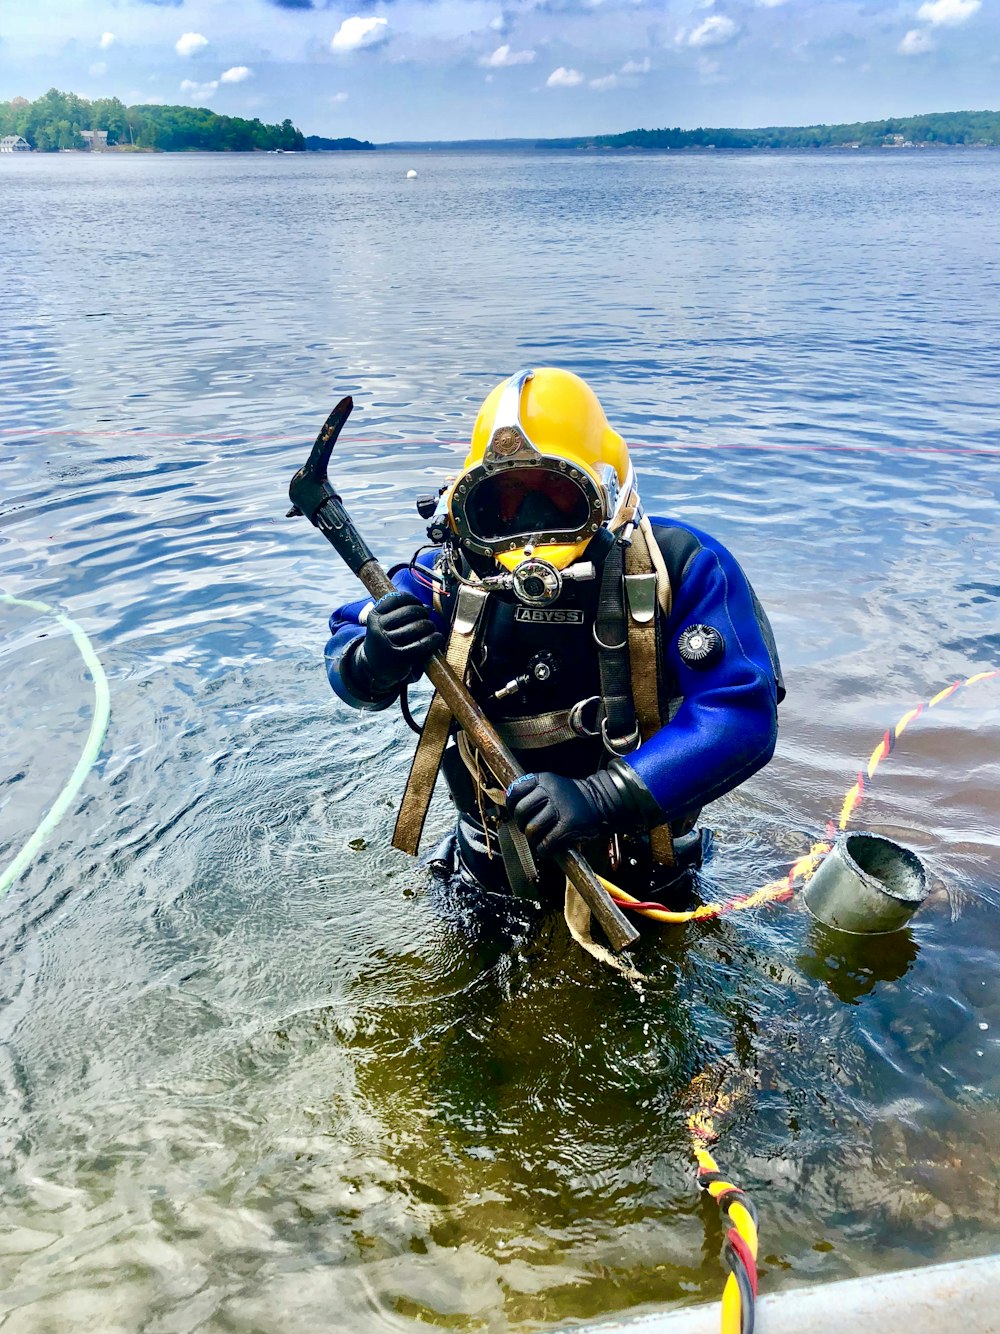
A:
[80, 130, 109, 151]
[0, 135, 31, 153]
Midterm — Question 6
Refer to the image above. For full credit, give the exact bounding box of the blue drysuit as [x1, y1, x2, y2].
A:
[326, 518, 783, 894]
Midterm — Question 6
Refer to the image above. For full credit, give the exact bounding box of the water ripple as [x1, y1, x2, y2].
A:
[1, 149, 999, 1332]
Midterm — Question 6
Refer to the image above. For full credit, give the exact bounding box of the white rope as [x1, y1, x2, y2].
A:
[0, 593, 111, 899]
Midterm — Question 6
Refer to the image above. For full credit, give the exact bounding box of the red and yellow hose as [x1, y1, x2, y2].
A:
[607, 667, 999, 925]
[671, 668, 999, 1334]
[597, 841, 829, 926]
[686, 1075, 759, 1334]
[837, 669, 999, 830]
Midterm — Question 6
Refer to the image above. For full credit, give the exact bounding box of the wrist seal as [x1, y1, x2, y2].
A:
[604, 758, 666, 830]
[344, 641, 401, 703]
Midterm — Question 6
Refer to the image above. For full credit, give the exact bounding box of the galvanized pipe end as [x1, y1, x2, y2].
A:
[803, 831, 927, 935]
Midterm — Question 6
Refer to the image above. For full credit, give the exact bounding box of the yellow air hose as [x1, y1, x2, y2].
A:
[0, 593, 111, 900]
[685, 1073, 760, 1334]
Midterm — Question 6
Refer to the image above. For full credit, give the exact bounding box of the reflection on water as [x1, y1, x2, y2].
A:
[798, 920, 922, 1005]
[1, 150, 1000, 1330]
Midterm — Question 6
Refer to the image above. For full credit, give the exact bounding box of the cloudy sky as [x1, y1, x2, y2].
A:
[1, 0, 996, 141]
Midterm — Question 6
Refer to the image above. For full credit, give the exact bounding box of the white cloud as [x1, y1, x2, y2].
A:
[589, 73, 618, 90]
[331, 17, 388, 52]
[489, 15, 506, 32]
[688, 14, 737, 46]
[899, 27, 934, 53]
[176, 32, 209, 57]
[547, 66, 583, 87]
[756, 0, 789, 6]
[480, 43, 536, 67]
[697, 56, 721, 75]
[180, 78, 218, 99]
[89, 62, 107, 76]
[99, 32, 115, 50]
[916, 0, 980, 25]
[620, 56, 651, 74]
[330, 91, 349, 103]
[220, 66, 252, 83]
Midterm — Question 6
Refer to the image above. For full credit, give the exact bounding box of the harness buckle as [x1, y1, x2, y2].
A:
[624, 572, 658, 625]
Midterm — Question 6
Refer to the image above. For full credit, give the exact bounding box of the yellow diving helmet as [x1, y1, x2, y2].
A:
[447, 367, 636, 576]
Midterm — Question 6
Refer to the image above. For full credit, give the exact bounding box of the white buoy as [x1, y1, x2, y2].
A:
[406, 169, 418, 179]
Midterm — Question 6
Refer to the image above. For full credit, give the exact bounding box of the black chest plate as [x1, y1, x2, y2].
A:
[469, 581, 602, 720]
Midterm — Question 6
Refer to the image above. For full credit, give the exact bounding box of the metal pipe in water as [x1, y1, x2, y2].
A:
[803, 830, 928, 935]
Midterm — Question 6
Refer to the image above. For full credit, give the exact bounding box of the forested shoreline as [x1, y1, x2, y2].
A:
[1, 89, 305, 152]
[4, 90, 999, 154]
[304, 135, 375, 151]
[541, 109, 1000, 152]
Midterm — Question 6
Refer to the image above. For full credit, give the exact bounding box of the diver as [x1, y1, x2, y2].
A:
[324, 368, 784, 917]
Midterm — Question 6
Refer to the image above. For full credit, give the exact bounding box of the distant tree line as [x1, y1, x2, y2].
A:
[8, 92, 998, 156]
[0, 88, 305, 152]
[540, 109, 1000, 152]
[304, 134, 374, 151]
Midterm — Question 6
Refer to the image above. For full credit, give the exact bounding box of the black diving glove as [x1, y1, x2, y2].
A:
[350, 590, 445, 696]
[505, 760, 664, 859]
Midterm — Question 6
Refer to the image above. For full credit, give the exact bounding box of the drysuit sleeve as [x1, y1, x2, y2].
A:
[621, 525, 781, 821]
[324, 550, 446, 711]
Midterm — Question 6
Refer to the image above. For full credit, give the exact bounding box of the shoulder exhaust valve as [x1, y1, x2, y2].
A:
[677, 624, 725, 669]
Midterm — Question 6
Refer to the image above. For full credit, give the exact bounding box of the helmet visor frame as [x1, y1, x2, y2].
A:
[449, 457, 605, 560]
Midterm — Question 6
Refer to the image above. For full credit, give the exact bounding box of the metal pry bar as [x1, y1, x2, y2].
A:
[287, 398, 639, 952]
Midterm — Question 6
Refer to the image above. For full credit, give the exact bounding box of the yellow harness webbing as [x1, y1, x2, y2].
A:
[391, 583, 489, 856]
[625, 516, 675, 866]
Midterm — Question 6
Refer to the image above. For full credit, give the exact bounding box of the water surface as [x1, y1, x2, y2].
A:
[1, 149, 1000, 1331]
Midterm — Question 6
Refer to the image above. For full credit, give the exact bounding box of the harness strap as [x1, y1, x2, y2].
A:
[595, 538, 640, 755]
[634, 514, 672, 616]
[456, 728, 507, 803]
[626, 517, 676, 867]
[455, 729, 539, 889]
[495, 698, 600, 750]
[391, 583, 489, 856]
[564, 878, 646, 980]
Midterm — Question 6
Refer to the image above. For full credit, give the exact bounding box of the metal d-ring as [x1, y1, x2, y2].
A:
[568, 696, 602, 738]
[601, 717, 640, 756]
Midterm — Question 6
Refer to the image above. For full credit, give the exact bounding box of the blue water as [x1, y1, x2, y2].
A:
[1, 149, 1000, 1331]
